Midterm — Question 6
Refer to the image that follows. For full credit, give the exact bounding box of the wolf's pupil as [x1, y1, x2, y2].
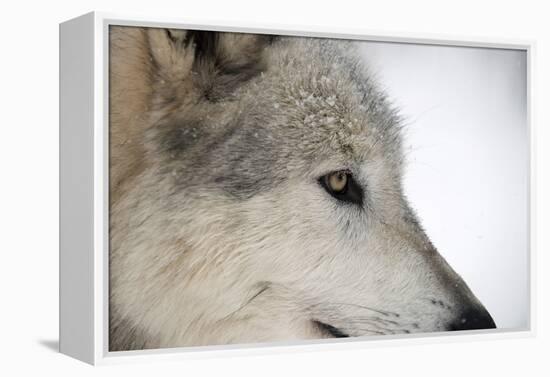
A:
[328, 172, 347, 193]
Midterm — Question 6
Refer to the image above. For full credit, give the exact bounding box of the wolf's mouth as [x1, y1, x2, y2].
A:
[312, 320, 350, 338]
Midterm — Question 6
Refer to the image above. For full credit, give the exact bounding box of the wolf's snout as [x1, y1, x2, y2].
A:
[447, 306, 496, 331]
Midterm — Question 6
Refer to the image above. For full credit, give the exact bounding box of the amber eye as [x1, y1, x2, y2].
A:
[327, 171, 348, 193]
[319, 170, 364, 206]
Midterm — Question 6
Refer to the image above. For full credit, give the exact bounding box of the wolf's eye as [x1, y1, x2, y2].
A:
[327, 171, 348, 193]
[319, 170, 363, 205]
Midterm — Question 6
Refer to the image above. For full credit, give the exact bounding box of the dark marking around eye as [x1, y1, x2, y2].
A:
[318, 170, 364, 206]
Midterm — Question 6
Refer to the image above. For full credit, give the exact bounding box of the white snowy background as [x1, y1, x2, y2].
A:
[358, 42, 528, 329]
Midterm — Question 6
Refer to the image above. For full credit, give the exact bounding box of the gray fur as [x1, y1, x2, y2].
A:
[109, 27, 495, 351]
[148, 35, 402, 200]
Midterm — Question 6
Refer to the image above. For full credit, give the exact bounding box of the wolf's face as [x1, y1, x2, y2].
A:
[109, 28, 495, 350]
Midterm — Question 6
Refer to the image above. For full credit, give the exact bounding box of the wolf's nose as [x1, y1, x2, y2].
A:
[448, 307, 496, 331]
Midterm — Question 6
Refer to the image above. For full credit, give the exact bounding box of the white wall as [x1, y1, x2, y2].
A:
[358, 42, 528, 329]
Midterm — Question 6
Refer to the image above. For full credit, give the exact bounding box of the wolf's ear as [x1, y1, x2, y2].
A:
[147, 29, 196, 83]
[147, 29, 273, 103]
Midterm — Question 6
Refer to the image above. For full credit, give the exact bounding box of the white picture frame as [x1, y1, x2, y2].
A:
[59, 11, 535, 365]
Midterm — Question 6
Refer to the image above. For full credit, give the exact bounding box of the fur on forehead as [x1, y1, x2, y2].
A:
[147, 30, 404, 176]
[245, 37, 404, 161]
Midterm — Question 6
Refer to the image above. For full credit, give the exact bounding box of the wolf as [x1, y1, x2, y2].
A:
[108, 26, 496, 351]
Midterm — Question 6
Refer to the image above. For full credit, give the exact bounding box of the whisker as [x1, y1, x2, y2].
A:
[310, 301, 400, 318]
[218, 283, 270, 322]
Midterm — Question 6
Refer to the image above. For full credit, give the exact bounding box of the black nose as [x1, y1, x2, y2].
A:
[448, 307, 496, 331]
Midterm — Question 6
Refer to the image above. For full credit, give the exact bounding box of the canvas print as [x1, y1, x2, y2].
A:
[108, 26, 527, 351]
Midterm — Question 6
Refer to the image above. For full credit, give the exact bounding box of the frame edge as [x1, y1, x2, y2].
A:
[59, 11, 97, 365]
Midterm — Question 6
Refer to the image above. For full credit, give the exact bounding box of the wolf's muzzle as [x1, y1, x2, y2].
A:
[447, 306, 496, 331]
